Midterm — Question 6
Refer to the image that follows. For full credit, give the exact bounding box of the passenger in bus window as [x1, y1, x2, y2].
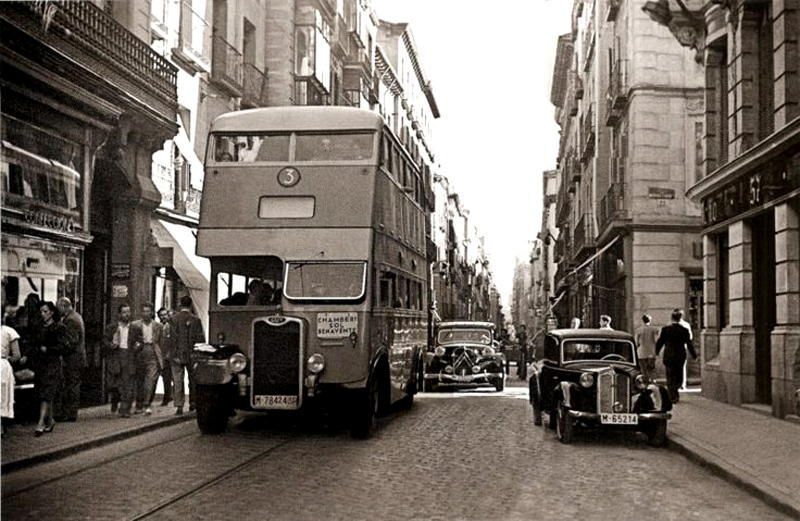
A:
[246, 280, 271, 306]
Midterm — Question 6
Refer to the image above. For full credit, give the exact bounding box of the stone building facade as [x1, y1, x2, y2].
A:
[547, 0, 705, 368]
[1, 1, 178, 405]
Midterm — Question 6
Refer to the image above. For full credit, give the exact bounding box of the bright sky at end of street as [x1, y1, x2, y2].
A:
[373, 1, 574, 307]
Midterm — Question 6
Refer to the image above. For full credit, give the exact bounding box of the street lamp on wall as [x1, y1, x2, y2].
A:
[642, 0, 706, 63]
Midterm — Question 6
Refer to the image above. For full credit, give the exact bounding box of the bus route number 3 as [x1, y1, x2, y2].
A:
[278, 167, 301, 187]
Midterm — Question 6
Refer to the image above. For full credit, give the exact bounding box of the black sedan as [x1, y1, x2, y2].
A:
[529, 328, 672, 446]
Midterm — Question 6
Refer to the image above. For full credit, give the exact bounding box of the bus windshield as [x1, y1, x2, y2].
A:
[285, 262, 366, 300]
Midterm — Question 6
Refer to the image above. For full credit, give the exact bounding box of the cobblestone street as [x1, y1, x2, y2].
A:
[1, 383, 791, 521]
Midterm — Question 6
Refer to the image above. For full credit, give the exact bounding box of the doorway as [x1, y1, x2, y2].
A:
[751, 212, 775, 404]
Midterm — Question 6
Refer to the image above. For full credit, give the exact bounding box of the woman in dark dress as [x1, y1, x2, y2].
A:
[32, 301, 69, 436]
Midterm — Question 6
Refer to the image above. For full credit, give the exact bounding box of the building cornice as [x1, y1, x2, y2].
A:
[686, 114, 800, 202]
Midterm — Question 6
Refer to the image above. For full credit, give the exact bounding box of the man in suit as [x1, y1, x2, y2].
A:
[104, 304, 141, 417]
[131, 303, 164, 415]
[156, 307, 173, 406]
[55, 297, 86, 422]
[656, 309, 697, 403]
[167, 295, 205, 416]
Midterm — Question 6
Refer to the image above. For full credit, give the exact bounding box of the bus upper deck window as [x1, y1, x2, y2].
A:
[295, 132, 374, 161]
[213, 134, 290, 162]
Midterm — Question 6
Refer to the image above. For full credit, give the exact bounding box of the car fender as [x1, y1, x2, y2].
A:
[558, 380, 579, 408]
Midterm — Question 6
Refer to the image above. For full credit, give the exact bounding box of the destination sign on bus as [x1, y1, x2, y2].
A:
[317, 312, 358, 338]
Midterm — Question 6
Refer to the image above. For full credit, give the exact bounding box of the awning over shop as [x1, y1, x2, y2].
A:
[150, 218, 210, 334]
[173, 120, 204, 186]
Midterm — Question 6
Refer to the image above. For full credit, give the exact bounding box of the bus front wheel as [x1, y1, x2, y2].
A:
[350, 378, 378, 439]
[196, 385, 229, 435]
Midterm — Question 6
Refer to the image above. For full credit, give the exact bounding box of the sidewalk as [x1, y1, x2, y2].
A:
[1, 401, 194, 474]
[2, 386, 799, 518]
[666, 390, 800, 518]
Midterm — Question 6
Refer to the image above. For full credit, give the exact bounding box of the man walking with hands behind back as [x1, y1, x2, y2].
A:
[656, 309, 697, 403]
[167, 296, 205, 416]
[55, 297, 85, 422]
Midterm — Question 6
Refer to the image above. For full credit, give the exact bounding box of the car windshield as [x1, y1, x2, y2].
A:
[437, 329, 492, 346]
[562, 339, 635, 363]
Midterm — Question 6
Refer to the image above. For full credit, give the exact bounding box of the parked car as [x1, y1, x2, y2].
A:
[424, 321, 506, 392]
[528, 328, 672, 446]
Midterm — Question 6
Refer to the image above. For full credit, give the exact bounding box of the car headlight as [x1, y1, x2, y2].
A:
[434, 346, 446, 357]
[483, 346, 495, 356]
[579, 372, 594, 388]
[307, 353, 325, 374]
[472, 365, 481, 373]
[635, 374, 648, 390]
[228, 352, 247, 373]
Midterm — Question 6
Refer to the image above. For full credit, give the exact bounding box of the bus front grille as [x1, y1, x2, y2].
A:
[251, 318, 302, 407]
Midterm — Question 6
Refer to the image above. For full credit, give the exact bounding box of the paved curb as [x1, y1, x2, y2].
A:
[667, 430, 800, 519]
[1, 415, 195, 474]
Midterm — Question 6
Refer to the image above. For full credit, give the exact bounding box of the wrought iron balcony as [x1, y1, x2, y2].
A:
[606, 60, 628, 126]
[11, 1, 177, 114]
[606, 0, 621, 21]
[599, 182, 628, 230]
[173, 0, 210, 74]
[241, 63, 268, 109]
[574, 213, 595, 255]
[210, 35, 243, 97]
[581, 104, 595, 161]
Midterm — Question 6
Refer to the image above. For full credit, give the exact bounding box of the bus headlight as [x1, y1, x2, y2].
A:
[229, 352, 247, 373]
[307, 353, 325, 374]
[434, 346, 445, 357]
[579, 372, 594, 388]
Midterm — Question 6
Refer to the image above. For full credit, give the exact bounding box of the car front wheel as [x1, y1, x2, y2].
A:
[556, 400, 574, 444]
[646, 419, 668, 447]
[196, 385, 229, 435]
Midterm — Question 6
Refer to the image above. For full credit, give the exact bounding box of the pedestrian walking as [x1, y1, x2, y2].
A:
[635, 314, 659, 380]
[103, 304, 140, 418]
[32, 301, 68, 436]
[156, 307, 173, 406]
[54, 297, 85, 422]
[676, 308, 693, 391]
[656, 309, 697, 403]
[517, 325, 528, 380]
[599, 314, 613, 330]
[131, 303, 164, 415]
[1, 321, 22, 435]
[167, 296, 205, 416]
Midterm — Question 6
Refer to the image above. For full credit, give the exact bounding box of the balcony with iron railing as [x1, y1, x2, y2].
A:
[606, 60, 628, 126]
[599, 182, 628, 231]
[573, 212, 595, 255]
[210, 35, 243, 97]
[581, 104, 595, 161]
[606, 0, 621, 21]
[173, 0, 211, 74]
[241, 63, 268, 108]
[582, 16, 595, 71]
[13, 1, 177, 111]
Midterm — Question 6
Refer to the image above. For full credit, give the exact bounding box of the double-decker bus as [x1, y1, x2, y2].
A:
[192, 106, 430, 438]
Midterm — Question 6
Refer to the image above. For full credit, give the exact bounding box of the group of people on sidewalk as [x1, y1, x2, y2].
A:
[104, 295, 205, 419]
[0, 293, 205, 437]
[1, 296, 87, 436]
